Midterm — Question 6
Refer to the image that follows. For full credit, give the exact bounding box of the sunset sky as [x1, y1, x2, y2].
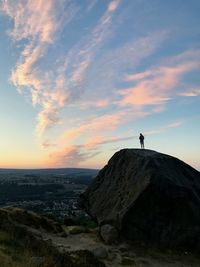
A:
[0, 0, 200, 169]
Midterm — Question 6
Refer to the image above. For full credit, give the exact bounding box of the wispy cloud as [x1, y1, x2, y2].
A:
[179, 88, 200, 97]
[84, 119, 184, 148]
[42, 140, 57, 149]
[119, 53, 200, 107]
[107, 0, 120, 12]
[1, 0, 78, 136]
[87, 0, 98, 12]
[1, 0, 123, 138]
[1, 0, 168, 141]
[2, 1, 199, 168]
[50, 119, 184, 167]
[48, 144, 100, 167]
[56, 49, 199, 166]
[80, 30, 168, 106]
[58, 105, 166, 166]
[55, 0, 122, 103]
[62, 112, 124, 142]
[65, 33, 167, 110]
[1, 0, 61, 42]
[37, 103, 60, 137]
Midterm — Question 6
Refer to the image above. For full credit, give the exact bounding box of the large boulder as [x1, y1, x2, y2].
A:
[80, 149, 200, 250]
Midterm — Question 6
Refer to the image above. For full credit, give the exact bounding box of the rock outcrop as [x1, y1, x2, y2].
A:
[81, 149, 200, 250]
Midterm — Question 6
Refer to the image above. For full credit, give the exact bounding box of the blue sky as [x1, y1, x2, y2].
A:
[0, 0, 200, 169]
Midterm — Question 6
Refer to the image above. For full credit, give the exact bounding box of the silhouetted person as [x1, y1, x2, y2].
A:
[139, 133, 144, 149]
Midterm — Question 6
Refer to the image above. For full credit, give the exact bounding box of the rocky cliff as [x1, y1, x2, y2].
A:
[81, 149, 200, 250]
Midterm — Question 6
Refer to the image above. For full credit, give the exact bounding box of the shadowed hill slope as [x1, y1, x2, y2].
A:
[81, 149, 200, 250]
[0, 207, 105, 267]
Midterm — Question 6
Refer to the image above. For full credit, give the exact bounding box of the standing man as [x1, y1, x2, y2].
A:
[139, 133, 145, 149]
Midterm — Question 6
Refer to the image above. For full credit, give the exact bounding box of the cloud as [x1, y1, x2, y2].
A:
[1, 0, 122, 137]
[42, 140, 57, 149]
[83, 99, 110, 108]
[119, 59, 200, 107]
[85, 119, 184, 148]
[1, 0, 77, 136]
[56, 0, 122, 101]
[63, 112, 124, 142]
[79, 30, 169, 106]
[166, 120, 183, 129]
[1, 0, 168, 141]
[48, 144, 100, 167]
[85, 135, 137, 148]
[58, 30, 168, 114]
[2, 1, 199, 169]
[37, 104, 60, 137]
[107, 0, 120, 12]
[49, 119, 184, 167]
[179, 88, 200, 97]
[60, 105, 165, 155]
[1, 1, 58, 42]
[87, 0, 98, 12]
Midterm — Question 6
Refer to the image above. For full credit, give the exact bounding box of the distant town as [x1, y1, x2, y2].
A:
[0, 168, 98, 221]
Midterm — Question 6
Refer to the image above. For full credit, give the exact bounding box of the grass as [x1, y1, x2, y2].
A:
[0, 207, 105, 267]
[0, 207, 63, 233]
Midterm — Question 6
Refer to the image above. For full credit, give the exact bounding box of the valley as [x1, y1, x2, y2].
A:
[0, 168, 98, 221]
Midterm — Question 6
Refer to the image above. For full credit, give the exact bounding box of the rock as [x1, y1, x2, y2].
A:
[93, 246, 108, 259]
[43, 238, 52, 245]
[80, 149, 200, 250]
[100, 224, 119, 244]
[68, 250, 106, 267]
[121, 257, 137, 266]
[68, 226, 89, 235]
[31, 256, 45, 265]
[57, 231, 68, 237]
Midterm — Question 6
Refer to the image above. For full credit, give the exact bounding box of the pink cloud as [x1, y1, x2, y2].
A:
[119, 61, 200, 107]
[48, 144, 100, 167]
[49, 116, 184, 167]
[1, 0, 77, 137]
[85, 134, 136, 148]
[1, 0, 121, 139]
[37, 104, 60, 137]
[1, 0, 68, 43]
[84, 119, 184, 149]
[126, 70, 153, 82]
[107, 0, 121, 12]
[75, 99, 110, 109]
[60, 106, 165, 151]
[63, 112, 124, 142]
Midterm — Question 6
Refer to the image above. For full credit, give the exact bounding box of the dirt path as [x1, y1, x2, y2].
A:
[40, 229, 200, 267]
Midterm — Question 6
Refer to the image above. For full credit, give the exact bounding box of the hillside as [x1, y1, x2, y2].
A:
[0, 207, 105, 267]
[1, 207, 200, 267]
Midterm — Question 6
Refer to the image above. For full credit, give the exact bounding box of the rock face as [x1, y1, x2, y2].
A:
[81, 149, 200, 250]
[100, 224, 119, 244]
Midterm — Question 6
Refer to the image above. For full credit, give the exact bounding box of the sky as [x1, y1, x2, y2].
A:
[0, 0, 200, 170]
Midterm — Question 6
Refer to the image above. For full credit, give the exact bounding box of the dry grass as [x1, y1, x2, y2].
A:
[0, 207, 106, 267]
